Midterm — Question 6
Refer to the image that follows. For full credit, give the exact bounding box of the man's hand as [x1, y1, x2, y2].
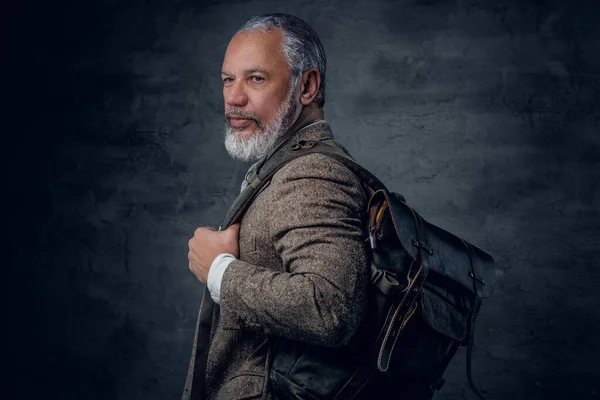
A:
[188, 224, 240, 283]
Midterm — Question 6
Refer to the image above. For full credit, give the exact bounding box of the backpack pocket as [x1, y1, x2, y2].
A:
[420, 275, 471, 342]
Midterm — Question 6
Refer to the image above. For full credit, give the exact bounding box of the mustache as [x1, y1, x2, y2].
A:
[225, 108, 261, 127]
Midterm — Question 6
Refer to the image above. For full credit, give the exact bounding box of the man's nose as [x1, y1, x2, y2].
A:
[224, 81, 248, 107]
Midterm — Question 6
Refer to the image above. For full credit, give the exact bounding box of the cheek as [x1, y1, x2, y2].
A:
[248, 95, 269, 119]
[259, 93, 286, 118]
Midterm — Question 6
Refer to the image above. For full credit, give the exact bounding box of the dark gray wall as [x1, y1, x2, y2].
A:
[5, 0, 600, 399]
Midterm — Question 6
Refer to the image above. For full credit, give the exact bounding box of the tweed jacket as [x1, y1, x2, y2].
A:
[184, 121, 369, 400]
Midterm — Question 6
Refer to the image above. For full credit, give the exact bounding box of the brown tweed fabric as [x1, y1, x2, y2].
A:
[192, 122, 369, 400]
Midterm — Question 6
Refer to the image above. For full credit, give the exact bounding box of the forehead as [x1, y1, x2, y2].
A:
[222, 28, 290, 76]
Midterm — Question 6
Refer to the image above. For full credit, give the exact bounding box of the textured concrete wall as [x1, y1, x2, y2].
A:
[5, 0, 600, 399]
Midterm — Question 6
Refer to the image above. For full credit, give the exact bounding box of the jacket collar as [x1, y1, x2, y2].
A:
[263, 119, 333, 162]
[288, 119, 333, 142]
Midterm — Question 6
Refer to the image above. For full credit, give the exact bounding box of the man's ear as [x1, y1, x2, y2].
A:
[299, 68, 321, 106]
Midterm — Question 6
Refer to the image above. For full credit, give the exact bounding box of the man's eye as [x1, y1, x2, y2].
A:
[223, 77, 234, 83]
[251, 76, 264, 83]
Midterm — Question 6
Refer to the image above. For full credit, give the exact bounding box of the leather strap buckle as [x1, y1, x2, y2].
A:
[291, 140, 317, 150]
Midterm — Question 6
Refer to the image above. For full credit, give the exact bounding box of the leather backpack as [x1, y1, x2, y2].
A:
[218, 137, 496, 400]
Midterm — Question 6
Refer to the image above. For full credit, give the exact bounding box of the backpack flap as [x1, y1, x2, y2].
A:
[417, 221, 494, 344]
[422, 222, 495, 299]
[371, 190, 495, 345]
[370, 190, 495, 297]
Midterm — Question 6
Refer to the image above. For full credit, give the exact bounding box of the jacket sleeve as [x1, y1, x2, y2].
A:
[217, 153, 369, 347]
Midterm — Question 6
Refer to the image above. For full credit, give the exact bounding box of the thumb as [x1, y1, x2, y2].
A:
[227, 223, 240, 237]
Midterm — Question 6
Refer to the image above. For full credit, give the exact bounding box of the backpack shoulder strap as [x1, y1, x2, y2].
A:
[261, 139, 390, 192]
[221, 139, 401, 229]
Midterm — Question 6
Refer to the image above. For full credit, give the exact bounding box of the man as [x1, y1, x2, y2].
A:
[184, 13, 369, 400]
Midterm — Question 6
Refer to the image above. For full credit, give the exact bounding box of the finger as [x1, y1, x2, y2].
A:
[224, 224, 240, 240]
[194, 226, 216, 235]
[188, 238, 199, 253]
[188, 250, 199, 264]
[228, 223, 240, 235]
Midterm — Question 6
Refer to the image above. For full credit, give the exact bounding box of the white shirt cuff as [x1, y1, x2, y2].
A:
[207, 253, 236, 304]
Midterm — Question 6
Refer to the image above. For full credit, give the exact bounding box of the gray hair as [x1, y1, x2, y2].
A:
[237, 13, 327, 108]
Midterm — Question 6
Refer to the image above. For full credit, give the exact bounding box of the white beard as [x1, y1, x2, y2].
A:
[224, 89, 297, 162]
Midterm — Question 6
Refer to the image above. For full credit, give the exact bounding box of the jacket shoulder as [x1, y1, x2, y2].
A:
[272, 150, 363, 189]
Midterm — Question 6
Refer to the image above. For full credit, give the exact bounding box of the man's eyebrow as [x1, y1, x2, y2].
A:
[220, 68, 270, 76]
[245, 67, 269, 75]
